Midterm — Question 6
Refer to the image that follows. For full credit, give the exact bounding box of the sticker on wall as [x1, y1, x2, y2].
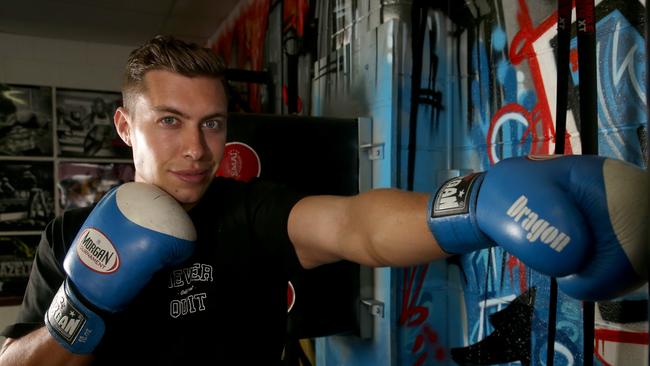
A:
[215, 142, 261, 182]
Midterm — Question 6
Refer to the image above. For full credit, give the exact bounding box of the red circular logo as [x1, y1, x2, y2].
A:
[287, 281, 295, 313]
[215, 142, 261, 182]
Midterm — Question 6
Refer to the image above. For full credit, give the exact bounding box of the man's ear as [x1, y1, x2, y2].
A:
[114, 107, 132, 146]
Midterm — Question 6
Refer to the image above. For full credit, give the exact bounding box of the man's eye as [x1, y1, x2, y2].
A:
[203, 120, 225, 130]
[161, 116, 177, 125]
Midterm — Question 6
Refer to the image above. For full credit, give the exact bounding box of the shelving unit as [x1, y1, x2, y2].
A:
[0, 83, 133, 304]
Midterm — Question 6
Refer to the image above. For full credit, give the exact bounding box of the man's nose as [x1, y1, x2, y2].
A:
[182, 127, 205, 160]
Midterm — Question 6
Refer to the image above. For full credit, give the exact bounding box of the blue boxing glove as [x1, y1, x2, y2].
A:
[555, 157, 647, 300]
[428, 155, 648, 301]
[45, 182, 196, 354]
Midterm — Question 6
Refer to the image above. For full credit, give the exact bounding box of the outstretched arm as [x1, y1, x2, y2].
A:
[288, 188, 448, 269]
[289, 155, 648, 302]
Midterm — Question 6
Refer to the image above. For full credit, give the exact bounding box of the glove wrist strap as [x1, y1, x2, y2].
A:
[45, 278, 105, 354]
[427, 172, 491, 254]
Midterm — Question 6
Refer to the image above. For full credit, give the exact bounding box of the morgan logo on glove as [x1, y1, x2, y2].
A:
[431, 173, 481, 217]
[76, 228, 120, 274]
[506, 195, 571, 252]
[47, 285, 86, 344]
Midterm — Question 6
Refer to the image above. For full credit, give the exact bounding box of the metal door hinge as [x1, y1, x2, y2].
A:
[361, 299, 385, 318]
[360, 143, 384, 160]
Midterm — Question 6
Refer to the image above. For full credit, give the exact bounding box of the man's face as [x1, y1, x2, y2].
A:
[115, 69, 228, 210]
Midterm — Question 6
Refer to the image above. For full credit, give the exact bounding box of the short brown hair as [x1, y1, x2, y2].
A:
[122, 35, 226, 111]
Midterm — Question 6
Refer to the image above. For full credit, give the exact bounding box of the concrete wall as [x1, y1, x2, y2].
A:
[0, 32, 132, 92]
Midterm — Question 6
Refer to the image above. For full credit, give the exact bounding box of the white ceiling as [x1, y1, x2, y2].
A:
[0, 0, 240, 46]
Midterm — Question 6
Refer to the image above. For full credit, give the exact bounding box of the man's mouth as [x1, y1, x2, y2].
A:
[171, 169, 209, 183]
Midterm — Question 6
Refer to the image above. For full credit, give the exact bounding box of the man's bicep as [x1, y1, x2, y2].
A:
[288, 195, 385, 269]
[288, 195, 355, 269]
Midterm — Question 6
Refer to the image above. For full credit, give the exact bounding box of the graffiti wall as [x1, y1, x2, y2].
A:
[397, 0, 648, 365]
[306, 0, 648, 365]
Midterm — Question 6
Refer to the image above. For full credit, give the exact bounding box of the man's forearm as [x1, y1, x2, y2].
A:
[0, 327, 94, 366]
[347, 188, 449, 267]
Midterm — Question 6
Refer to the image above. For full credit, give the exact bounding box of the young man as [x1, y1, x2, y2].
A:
[0, 35, 645, 365]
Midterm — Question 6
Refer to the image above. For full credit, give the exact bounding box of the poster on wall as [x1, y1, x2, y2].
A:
[0, 84, 53, 157]
[0, 161, 54, 231]
[0, 235, 39, 305]
[208, 0, 272, 113]
[58, 162, 135, 210]
[56, 88, 130, 158]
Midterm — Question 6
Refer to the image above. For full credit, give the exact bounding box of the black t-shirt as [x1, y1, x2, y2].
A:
[1, 177, 305, 365]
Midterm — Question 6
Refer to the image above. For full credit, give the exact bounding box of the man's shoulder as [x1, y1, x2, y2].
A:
[60, 205, 93, 221]
[208, 176, 296, 200]
[209, 176, 278, 194]
[55, 205, 94, 236]
[196, 177, 296, 216]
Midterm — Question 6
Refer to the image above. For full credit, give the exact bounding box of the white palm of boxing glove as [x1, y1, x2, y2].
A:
[555, 157, 648, 300]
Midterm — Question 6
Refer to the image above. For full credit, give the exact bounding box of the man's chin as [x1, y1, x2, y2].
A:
[172, 196, 199, 211]
[170, 188, 206, 210]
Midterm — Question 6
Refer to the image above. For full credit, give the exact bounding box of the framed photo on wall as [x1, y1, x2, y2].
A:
[0, 161, 54, 231]
[0, 84, 53, 157]
[57, 162, 135, 210]
[56, 88, 130, 158]
[0, 234, 39, 305]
